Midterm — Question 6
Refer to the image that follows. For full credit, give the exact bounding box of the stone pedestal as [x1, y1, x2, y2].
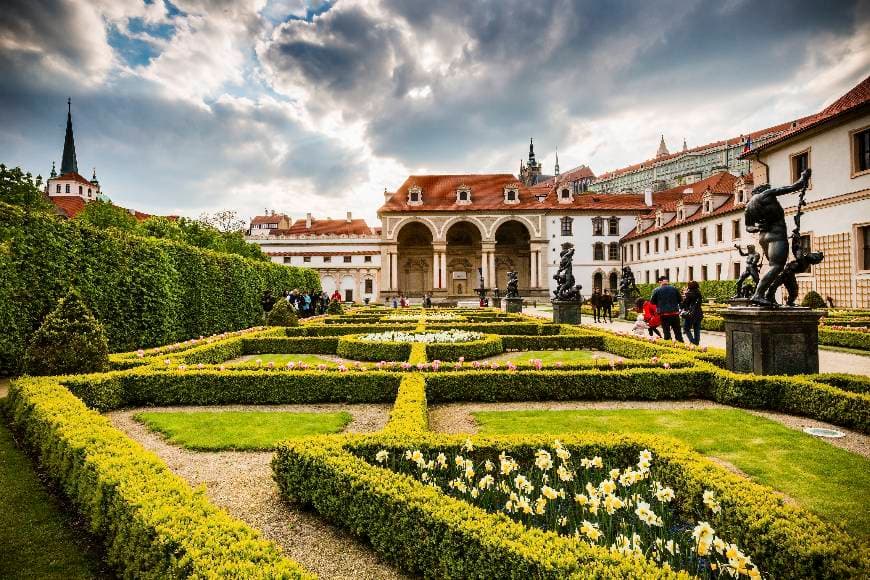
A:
[722, 307, 825, 375]
[492, 297, 502, 309]
[619, 298, 633, 321]
[552, 300, 581, 324]
[505, 297, 523, 313]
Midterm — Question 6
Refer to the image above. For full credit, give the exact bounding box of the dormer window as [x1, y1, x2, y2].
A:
[503, 186, 520, 204]
[456, 185, 472, 205]
[736, 189, 745, 205]
[655, 210, 663, 228]
[702, 192, 713, 214]
[65, 184, 70, 193]
[407, 185, 423, 206]
[88, 188, 92, 196]
[558, 188, 572, 204]
[635, 216, 643, 234]
[676, 202, 685, 222]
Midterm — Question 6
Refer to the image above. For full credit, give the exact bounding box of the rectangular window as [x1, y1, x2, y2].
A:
[716, 223, 723, 243]
[654, 238, 659, 253]
[608, 243, 619, 260]
[675, 233, 681, 250]
[636, 243, 641, 258]
[654, 269, 660, 281]
[608, 217, 619, 236]
[688, 266, 694, 281]
[343, 255, 352, 263]
[861, 225, 870, 271]
[303, 256, 311, 263]
[645, 271, 650, 283]
[364, 255, 372, 263]
[854, 127, 870, 175]
[701, 265, 708, 281]
[645, 240, 650, 254]
[675, 267, 680, 281]
[629, 245, 634, 261]
[344, 289, 353, 302]
[664, 236, 669, 252]
[561, 217, 573, 236]
[733, 263, 741, 279]
[687, 231, 694, 247]
[716, 263, 722, 280]
[732, 219, 741, 240]
[592, 218, 603, 236]
[283, 257, 292, 264]
[323, 256, 331, 263]
[664, 268, 670, 280]
[364, 279, 373, 293]
[791, 149, 810, 182]
[701, 227, 708, 245]
[593, 244, 604, 261]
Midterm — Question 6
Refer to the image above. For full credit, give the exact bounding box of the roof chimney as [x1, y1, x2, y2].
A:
[346, 211, 352, 223]
[305, 213, 312, 228]
[644, 187, 653, 207]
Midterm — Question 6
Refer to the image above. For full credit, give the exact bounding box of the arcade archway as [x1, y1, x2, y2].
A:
[494, 220, 531, 293]
[396, 222, 433, 297]
[446, 221, 482, 296]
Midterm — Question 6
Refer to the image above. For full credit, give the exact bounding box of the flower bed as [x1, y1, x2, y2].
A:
[383, 313, 463, 321]
[357, 329, 485, 343]
[336, 331, 503, 362]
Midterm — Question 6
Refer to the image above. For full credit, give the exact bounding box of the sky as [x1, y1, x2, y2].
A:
[0, 0, 868, 226]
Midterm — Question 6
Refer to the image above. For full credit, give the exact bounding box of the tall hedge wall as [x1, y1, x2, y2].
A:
[634, 280, 736, 302]
[0, 203, 319, 373]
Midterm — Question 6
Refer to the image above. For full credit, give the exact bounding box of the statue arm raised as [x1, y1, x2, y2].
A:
[768, 168, 811, 197]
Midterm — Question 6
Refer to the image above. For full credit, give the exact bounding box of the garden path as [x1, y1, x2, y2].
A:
[428, 400, 870, 458]
[109, 405, 410, 580]
[523, 307, 870, 375]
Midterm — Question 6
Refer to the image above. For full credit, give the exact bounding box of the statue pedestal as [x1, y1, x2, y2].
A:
[722, 307, 824, 375]
[505, 297, 523, 313]
[552, 300, 581, 324]
[619, 298, 633, 321]
[492, 297, 502, 309]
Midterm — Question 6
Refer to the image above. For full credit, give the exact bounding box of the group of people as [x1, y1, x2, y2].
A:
[261, 289, 335, 317]
[633, 276, 704, 345]
[588, 289, 615, 323]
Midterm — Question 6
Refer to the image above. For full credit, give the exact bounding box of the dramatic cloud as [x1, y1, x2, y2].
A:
[0, 0, 867, 223]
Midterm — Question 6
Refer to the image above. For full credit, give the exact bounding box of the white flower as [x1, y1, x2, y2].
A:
[375, 450, 389, 463]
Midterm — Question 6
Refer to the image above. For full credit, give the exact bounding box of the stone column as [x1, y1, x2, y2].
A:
[488, 251, 496, 288]
[481, 242, 495, 289]
[390, 253, 398, 290]
[440, 253, 447, 288]
[432, 251, 440, 289]
[530, 251, 539, 288]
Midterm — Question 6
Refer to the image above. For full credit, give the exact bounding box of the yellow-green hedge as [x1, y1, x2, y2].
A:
[7, 377, 313, 578]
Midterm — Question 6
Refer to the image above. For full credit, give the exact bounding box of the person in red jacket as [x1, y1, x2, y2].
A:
[635, 298, 662, 338]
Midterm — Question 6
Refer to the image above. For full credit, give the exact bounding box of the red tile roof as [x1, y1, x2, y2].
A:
[251, 213, 289, 226]
[49, 196, 154, 221]
[740, 74, 870, 158]
[379, 174, 648, 212]
[283, 218, 376, 236]
[596, 116, 816, 181]
[536, 165, 596, 187]
[54, 172, 96, 186]
[620, 172, 740, 241]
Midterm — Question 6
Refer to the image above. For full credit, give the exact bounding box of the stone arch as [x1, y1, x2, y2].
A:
[439, 216, 486, 242]
[340, 275, 356, 302]
[494, 219, 531, 292]
[321, 275, 337, 295]
[397, 221, 433, 297]
[593, 271, 604, 293]
[389, 217, 437, 242]
[489, 215, 539, 240]
[608, 270, 619, 293]
[445, 221, 482, 296]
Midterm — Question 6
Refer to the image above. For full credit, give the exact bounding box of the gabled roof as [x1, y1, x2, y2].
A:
[620, 172, 740, 241]
[283, 218, 376, 236]
[251, 214, 289, 226]
[536, 165, 596, 188]
[740, 75, 870, 158]
[53, 171, 96, 187]
[380, 173, 647, 212]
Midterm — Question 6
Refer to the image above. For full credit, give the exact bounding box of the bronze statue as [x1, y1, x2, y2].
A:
[506, 271, 520, 298]
[744, 168, 811, 307]
[553, 244, 581, 301]
[732, 244, 762, 299]
[617, 266, 639, 300]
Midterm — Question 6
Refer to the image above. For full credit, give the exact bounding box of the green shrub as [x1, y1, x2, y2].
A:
[266, 299, 299, 327]
[425, 335, 503, 361]
[242, 336, 339, 355]
[501, 335, 603, 351]
[819, 328, 870, 351]
[336, 335, 411, 362]
[327, 300, 344, 315]
[801, 290, 827, 309]
[635, 280, 736, 302]
[7, 377, 312, 578]
[429, 322, 560, 335]
[811, 373, 870, 394]
[22, 289, 109, 375]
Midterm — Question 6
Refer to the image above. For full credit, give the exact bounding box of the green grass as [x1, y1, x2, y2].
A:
[819, 344, 870, 357]
[0, 417, 109, 578]
[487, 350, 603, 363]
[474, 408, 870, 539]
[134, 410, 352, 450]
[230, 353, 349, 366]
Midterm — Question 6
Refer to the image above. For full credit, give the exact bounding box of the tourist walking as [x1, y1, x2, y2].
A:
[635, 298, 662, 338]
[601, 290, 614, 323]
[681, 281, 704, 345]
[649, 276, 683, 341]
[590, 289, 601, 322]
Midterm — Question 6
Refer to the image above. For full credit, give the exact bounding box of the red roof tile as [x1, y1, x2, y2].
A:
[251, 213, 289, 226]
[283, 218, 376, 236]
[537, 165, 596, 187]
[740, 75, 870, 158]
[379, 174, 648, 212]
[620, 172, 739, 241]
[54, 172, 96, 186]
[49, 196, 154, 221]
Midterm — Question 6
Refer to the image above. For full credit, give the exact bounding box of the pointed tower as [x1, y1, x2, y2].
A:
[60, 98, 78, 175]
[521, 138, 543, 185]
[656, 134, 669, 158]
[554, 149, 560, 177]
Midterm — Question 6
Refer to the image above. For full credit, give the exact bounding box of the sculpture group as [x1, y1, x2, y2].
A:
[552, 243, 582, 301]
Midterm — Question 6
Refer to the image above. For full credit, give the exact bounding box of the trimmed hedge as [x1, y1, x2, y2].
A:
[337, 334, 503, 362]
[501, 335, 604, 351]
[7, 377, 312, 578]
[425, 335, 503, 362]
[811, 373, 870, 394]
[0, 202, 318, 374]
[635, 280, 737, 302]
[273, 433, 869, 579]
[819, 327, 870, 351]
[284, 324, 416, 337]
[242, 336, 339, 355]
[429, 322, 560, 336]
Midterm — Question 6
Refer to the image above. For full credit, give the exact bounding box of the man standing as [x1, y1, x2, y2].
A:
[650, 276, 683, 341]
[601, 290, 613, 323]
[590, 289, 601, 322]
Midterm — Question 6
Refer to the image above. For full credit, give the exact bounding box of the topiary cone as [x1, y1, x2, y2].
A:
[267, 299, 299, 326]
[22, 288, 109, 375]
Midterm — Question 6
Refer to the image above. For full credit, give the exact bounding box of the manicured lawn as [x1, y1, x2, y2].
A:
[487, 350, 604, 363]
[0, 418, 108, 579]
[474, 408, 870, 539]
[135, 410, 352, 450]
[229, 353, 348, 366]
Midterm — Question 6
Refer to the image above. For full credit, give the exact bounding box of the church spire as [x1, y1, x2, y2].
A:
[656, 134, 669, 158]
[528, 137, 536, 166]
[682, 138, 688, 152]
[554, 148, 560, 176]
[60, 98, 78, 175]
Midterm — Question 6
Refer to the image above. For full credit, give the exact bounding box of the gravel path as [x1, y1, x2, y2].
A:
[108, 405, 410, 580]
[0, 378, 9, 398]
[429, 400, 870, 458]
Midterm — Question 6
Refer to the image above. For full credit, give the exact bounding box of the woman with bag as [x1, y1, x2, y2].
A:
[681, 281, 704, 345]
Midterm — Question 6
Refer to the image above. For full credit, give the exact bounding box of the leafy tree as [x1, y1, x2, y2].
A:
[74, 199, 140, 232]
[140, 216, 185, 241]
[0, 164, 53, 212]
[22, 288, 109, 375]
[198, 210, 246, 232]
[801, 290, 826, 309]
[266, 299, 299, 326]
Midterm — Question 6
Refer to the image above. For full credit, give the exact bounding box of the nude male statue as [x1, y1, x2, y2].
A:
[732, 244, 761, 299]
[744, 168, 811, 307]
